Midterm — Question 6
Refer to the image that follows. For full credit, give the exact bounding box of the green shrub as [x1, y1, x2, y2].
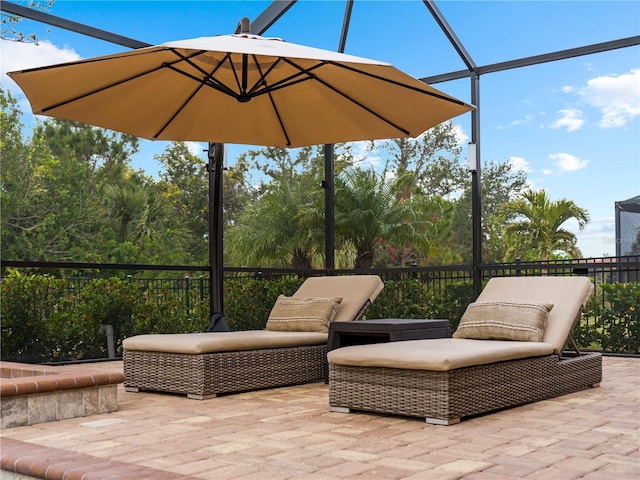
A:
[596, 282, 640, 354]
[1, 271, 64, 362]
[425, 281, 474, 331]
[365, 279, 473, 331]
[2, 272, 638, 362]
[223, 276, 303, 330]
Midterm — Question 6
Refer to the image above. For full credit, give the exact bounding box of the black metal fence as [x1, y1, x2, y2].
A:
[2, 256, 639, 362]
[3, 255, 639, 318]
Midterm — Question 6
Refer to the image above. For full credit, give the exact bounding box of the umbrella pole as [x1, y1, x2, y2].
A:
[207, 142, 225, 316]
[324, 144, 335, 271]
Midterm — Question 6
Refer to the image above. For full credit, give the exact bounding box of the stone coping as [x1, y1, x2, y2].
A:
[0, 362, 125, 398]
[0, 438, 200, 480]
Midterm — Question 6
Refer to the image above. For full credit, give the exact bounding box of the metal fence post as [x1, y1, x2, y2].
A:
[185, 276, 190, 315]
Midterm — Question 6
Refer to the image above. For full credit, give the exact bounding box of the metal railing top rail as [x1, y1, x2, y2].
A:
[1, 260, 209, 272]
[2, 256, 638, 279]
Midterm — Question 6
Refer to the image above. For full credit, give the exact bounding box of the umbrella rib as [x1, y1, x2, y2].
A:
[165, 64, 238, 98]
[329, 61, 469, 107]
[245, 55, 285, 96]
[152, 82, 206, 139]
[253, 58, 292, 147]
[245, 60, 324, 98]
[169, 49, 239, 98]
[11, 48, 157, 74]
[280, 58, 411, 136]
[155, 55, 244, 139]
[265, 91, 292, 147]
[36, 50, 207, 114]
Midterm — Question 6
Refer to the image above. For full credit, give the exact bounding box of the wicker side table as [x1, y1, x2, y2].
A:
[325, 319, 451, 382]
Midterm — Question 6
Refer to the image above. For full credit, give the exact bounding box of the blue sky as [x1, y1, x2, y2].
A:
[1, 0, 639, 258]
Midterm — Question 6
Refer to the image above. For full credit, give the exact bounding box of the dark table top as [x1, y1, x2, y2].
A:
[329, 318, 450, 332]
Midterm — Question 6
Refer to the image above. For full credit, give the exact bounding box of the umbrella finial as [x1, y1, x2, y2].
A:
[239, 17, 251, 34]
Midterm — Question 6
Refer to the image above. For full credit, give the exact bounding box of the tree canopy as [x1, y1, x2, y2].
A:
[1, 87, 593, 270]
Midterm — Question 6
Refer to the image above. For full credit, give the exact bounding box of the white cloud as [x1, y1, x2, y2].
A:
[542, 169, 553, 175]
[549, 108, 584, 132]
[186, 141, 206, 158]
[579, 68, 640, 128]
[549, 152, 589, 172]
[451, 124, 469, 145]
[510, 114, 533, 126]
[0, 39, 80, 92]
[561, 85, 574, 93]
[507, 156, 531, 173]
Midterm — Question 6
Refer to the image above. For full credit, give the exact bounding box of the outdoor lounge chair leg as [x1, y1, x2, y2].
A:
[187, 393, 218, 400]
[426, 417, 460, 426]
[330, 406, 352, 414]
[124, 386, 140, 393]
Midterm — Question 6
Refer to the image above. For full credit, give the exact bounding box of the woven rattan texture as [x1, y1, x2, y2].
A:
[124, 344, 327, 397]
[329, 352, 602, 422]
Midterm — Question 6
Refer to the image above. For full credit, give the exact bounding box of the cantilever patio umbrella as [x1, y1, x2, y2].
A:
[9, 19, 474, 316]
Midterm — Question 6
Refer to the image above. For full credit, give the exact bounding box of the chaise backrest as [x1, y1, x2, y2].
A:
[293, 275, 384, 322]
[477, 276, 594, 354]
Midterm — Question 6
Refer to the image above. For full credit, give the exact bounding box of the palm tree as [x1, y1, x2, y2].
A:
[106, 184, 188, 251]
[334, 168, 433, 268]
[105, 184, 147, 242]
[500, 189, 590, 261]
[224, 177, 324, 268]
[134, 190, 190, 249]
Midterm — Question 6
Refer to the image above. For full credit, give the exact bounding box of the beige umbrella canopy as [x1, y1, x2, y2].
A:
[9, 31, 473, 148]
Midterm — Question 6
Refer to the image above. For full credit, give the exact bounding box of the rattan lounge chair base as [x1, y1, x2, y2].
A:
[329, 352, 602, 425]
[124, 344, 327, 399]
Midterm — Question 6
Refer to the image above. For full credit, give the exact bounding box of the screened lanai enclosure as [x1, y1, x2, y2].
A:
[616, 196, 640, 283]
[1, 0, 639, 316]
[616, 196, 640, 257]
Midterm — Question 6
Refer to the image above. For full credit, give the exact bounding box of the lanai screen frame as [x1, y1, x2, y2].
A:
[2, 0, 639, 311]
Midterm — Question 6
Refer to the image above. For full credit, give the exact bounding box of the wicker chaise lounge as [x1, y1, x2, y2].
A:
[328, 276, 602, 425]
[123, 275, 383, 399]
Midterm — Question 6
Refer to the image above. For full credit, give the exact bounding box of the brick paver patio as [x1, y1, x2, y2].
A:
[1, 356, 638, 479]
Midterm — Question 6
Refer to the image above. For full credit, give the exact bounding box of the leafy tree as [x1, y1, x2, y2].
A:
[134, 189, 190, 251]
[225, 176, 323, 268]
[334, 168, 434, 268]
[104, 181, 189, 259]
[156, 142, 209, 263]
[34, 119, 140, 186]
[239, 143, 357, 191]
[1, 91, 113, 261]
[225, 144, 363, 268]
[223, 153, 256, 227]
[105, 184, 148, 242]
[452, 159, 529, 263]
[372, 121, 466, 197]
[1, 1, 54, 43]
[499, 189, 590, 261]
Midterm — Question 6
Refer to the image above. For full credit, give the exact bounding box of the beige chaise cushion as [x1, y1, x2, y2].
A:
[266, 296, 342, 332]
[476, 277, 593, 354]
[123, 275, 384, 355]
[123, 331, 328, 354]
[327, 338, 555, 372]
[294, 275, 384, 322]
